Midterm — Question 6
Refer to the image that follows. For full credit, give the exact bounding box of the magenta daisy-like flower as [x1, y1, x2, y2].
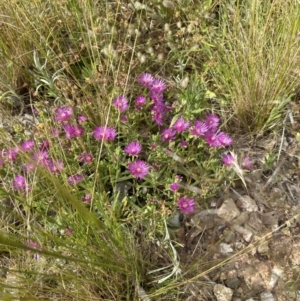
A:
[113, 95, 128, 111]
[170, 183, 179, 191]
[135, 96, 146, 110]
[172, 115, 190, 133]
[180, 141, 187, 147]
[93, 126, 117, 141]
[21, 140, 34, 152]
[63, 124, 84, 139]
[128, 160, 150, 179]
[46, 159, 64, 174]
[67, 174, 85, 185]
[32, 150, 49, 165]
[205, 114, 220, 130]
[136, 96, 146, 106]
[222, 153, 235, 167]
[52, 127, 59, 137]
[54, 106, 73, 122]
[12, 175, 27, 191]
[190, 120, 208, 137]
[152, 110, 165, 125]
[205, 131, 221, 147]
[151, 78, 167, 93]
[138, 73, 154, 88]
[124, 141, 142, 156]
[241, 156, 253, 170]
[39, 140, 50, 151]
[82, 194, 92, 202]
[78, 115, 87, 123]
[78, 153, 93, 164]
[161, 128, 176, 142]
[149, 90, 164, 104]
[177, 197, 195, 214]
[23, 162, 36, 173]
[121, 116, 127, 122]
[2, 148, 18, 162]
[217, 132, 232, 146]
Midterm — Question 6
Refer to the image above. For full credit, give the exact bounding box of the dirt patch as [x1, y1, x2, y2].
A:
[176, 130, 300, 300]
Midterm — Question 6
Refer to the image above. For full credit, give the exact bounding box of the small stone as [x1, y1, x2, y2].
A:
[257, 241, 270, 256]
[217, 198, 240, 223]
[237, 195, 258, 212]
[220, 243, 234, 254]
[269, 266, 283, 289]
[260, 290, 275, 301]
[226, 277, 240, 289]
[213, 284, 233, 301]
[290, 240, 300, 265]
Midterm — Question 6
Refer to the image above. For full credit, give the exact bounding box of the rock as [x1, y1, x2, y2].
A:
[225, 277, 240, 289]
[237, 195, 258, 212]
[220, 243, 234, 254]
[217, 198, 240, 223]
[240, 261, 272, 293]
[213, 284, 233, 301]
[260, 290, 275, 301]
[247, 212, 265, 232]
[169, 210, 182, 227]
[268, 266, 283, 289]
[269, 236, 292, 266]
[290, 240, 300, 265]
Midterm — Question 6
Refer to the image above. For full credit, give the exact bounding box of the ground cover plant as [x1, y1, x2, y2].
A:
[0, 0, 300, 300]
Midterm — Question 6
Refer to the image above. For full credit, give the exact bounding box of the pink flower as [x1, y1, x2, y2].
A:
[21, 140, 34, 152]
[152, 110, 165, 125]
[138, 73, 154, 88]
[124, 141, 142, 156]
[151, 78, 167, 93]
[23, 162, 36, 173]
[32, 150, 49, 165]
[149, 90, 164, 104]
[78, 153, 93, 164]
[12, 175, 27, 191]
[63, 124, 84, 139]
[52, 128, 59, 137]
[78, 115, 87, 123]
[136, 96, 146, 106]
[121, 116, 127, 122]
[205, 114, 220, 130]
[205, 131, 221, 147]
[67, 174, 85, 185]
[241, 156, 253, 170]
[190, 120, 208, 137]
[39, 140, 50, 151]
[222, 153, 235, 167]
[170, 183, 179, 191]
[177, 197, 195, 214]
[181, 141, 187, 147]
[113, 95, 128, 111]
[2, 148, 18, 161]
[172, 116, 190, 133]
[161, 128, 176, 142]
[82, 194, 92, 202]
[217, 132, 232, 146]
[54, 106, 73, 122]
[32, 107, 39, 115]
[128, 160, 150, 179]
[136, 96, 146, 110]
[46, 159, 64, 174]
[93, 126, 117, 141]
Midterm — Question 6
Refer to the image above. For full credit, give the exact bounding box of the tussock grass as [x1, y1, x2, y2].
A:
[210, 0, 300, 133]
